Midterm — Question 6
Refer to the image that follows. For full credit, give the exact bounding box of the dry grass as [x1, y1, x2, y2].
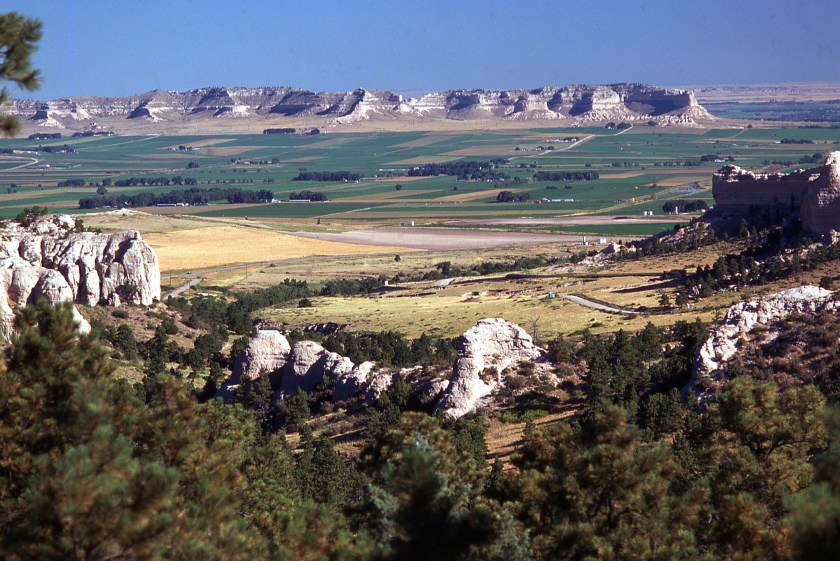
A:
[144, 225, 414, 272]
[84, 211, 223, 234]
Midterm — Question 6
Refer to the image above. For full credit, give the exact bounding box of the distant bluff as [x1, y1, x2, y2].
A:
[3, 83, 713, 132]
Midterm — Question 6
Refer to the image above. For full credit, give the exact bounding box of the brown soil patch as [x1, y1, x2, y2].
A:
[434, 189, 516, 202]
[287, 226, 582, 251]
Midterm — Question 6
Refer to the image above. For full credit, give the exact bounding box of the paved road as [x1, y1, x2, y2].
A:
[562, 294, 643, 315]
[164, 277, 203, 299]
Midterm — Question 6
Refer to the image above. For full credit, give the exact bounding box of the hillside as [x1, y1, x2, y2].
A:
[1, 83, 713, 134]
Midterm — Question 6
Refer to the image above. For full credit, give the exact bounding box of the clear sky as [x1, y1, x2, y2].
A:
[4, 0, 840, 100]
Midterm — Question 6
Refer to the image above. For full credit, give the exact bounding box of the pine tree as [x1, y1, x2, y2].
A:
[364, 437, 530, 561]
[514, 405, 704, 560]
[0, 12, 41, 136]
[786, 407, 840, 560]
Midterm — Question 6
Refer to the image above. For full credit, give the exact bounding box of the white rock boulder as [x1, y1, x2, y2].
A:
[436, 318, 546, 419]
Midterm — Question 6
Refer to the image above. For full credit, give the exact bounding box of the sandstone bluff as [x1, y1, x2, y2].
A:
[0, 214, 160, 339]
[220, 317, 552, 419]
[3, 83, 712, 132]
[712, 151, 840, 236]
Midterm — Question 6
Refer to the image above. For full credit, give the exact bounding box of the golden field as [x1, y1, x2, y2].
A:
[143, 225, 414, 272]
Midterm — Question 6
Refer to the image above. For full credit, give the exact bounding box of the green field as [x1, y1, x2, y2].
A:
[1, 125, 838, 235]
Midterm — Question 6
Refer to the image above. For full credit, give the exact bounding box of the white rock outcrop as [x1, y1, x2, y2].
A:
[0, 214, 160, 339]
[691, 286, 838, 398]
[219, 330, 378, 402]
[222, 319, 548, 414]
[435, 318, 546, 419]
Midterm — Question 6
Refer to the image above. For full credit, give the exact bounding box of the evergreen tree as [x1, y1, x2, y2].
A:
[0, 12, 41, 136]
[688, 378, 829, 559]
[514, 405, 704, 560]
[285, 387, 311, 429]
[787, 408, 840, 561]
[363, 436, 530, 561]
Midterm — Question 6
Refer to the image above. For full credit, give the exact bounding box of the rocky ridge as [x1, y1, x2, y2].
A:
[220, 317, 549, 418]
[3, 83, 712, 132]
[0, 214, 160, 339]
[690, 286, 838, 399]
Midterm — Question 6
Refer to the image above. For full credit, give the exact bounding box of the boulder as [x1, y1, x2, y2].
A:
[436, 318, 546, 418]
[236, 329, 291, 384]
[279, 341, 376, 400]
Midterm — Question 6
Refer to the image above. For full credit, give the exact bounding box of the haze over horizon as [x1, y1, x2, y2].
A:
[6, 0, 840, 101]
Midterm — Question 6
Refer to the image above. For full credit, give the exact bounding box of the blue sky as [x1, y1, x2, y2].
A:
[5, 0, 840, 100]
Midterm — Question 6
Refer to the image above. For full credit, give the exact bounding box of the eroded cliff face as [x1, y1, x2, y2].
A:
[0, 215, 160, 339]
[3, 83, 712, 131]
[712, 151, 840, 236]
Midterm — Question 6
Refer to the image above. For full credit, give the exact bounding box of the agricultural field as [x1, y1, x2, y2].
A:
[4, 122, 840, 328]
[1, 124, 837, 235]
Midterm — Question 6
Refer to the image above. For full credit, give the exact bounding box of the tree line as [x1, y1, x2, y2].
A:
[407, 159, 510, 181]
[289, 189, 328, 201]
[662, 199, 709, 213]
[78, 187, 274, 209]
[293, 171, 361, 182]
[533, 170, 599, 181]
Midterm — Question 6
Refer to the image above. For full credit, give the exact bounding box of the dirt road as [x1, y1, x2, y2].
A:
[562, 294, 643, 315]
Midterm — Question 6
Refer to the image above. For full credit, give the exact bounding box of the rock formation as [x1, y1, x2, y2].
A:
[0, 214, 160, 339]
[218, 330, 377, 402]
[690, 286, 838, 399]
[435, 318, 547, 419]
[711, 152, 840, 236]
[230, 329, 291, 388]
[2, 83, 712, 133]
[220, 318, 546, 416]
[280, 340, 375, 399]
